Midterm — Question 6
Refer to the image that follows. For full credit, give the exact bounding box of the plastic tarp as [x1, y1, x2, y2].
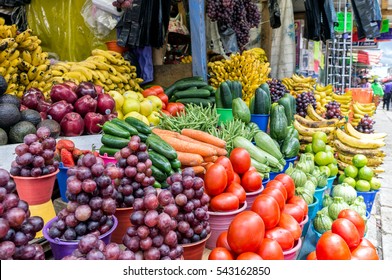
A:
[26, 0, 117, 62]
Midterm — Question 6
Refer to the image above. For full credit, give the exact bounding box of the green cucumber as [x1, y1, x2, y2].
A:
[175, 98, 212, 106]
[165, 77, 206, 98]
[102, 122, 130, 139]
[151, 165, 167, 182]
[101, 134, 129, 149]
[278, 95, 294, 124]
[219, 81, 232, 109]
[149, 150, 172, 175]
[232, 97, 251, 124]
[174, 89, 211, 99]
[110, 118, 139, 136]
[146, 134, 177, 160]
[215, 87, 223, 108]
[170, 158, 182, 170]
[124, 117, 152, 135]
[138, 133, 148, 142]
[99, 145, 120, 156]
[254, 87, 271, 115]
[231, 81, 242, 99]
[153, 181, 162, 189]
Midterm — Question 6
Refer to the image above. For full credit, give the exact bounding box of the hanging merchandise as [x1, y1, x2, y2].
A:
[0, 0, 30, 6]
[351, 0, 380, 39]
[321, 0, 337, 41]
[303, 0, 336, 42]
[268, 0, 281, 29]
[218, 22, 239, 54]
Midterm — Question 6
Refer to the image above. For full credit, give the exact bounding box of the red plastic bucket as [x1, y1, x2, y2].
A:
[99, 153, 117, 166]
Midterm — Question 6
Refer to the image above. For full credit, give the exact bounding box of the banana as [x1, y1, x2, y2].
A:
[91, 49, 121, 65]
[63, 71, 86, 82]
[338, 153, 383, 167]
[333, 139, 385, 158]
[11, 73, 18, 83]
[332, 92, 351, 101]
[344, 123, 386, 140]
[353, 103, 373, 116]
[27, 66, 38, 80]
[5, 83, 18, 93]
[335, 129, 385, 149]
[112, 65, 130, 74]
[294, 119, 336, 136]
[0, 66, 5, 75]
[94, 70, 106, 82]
[70, 65, 93, 81]
[354, 102, 375, 113]
[51, 62, 71, 71]
[15, 29, 33, 43]
[94, 79, 105, 88]
[78, 61, 97, 70]
[108, 74, 122, 84]
[294, 114, 340, 128]
[87, 55, 108, 63]
[98, 69, 109, 79]
[34, 70, 46, 82]
[0, 59, 10, 68]
[306, 104, 326, 121]
[20, 72, 29, 85]
[27, 81, 40, 90]
[0, 18, 5, 26]
[21, 50, 32, 64]
[0, 49, 10, 63]
[299, 134, 334, 143]
[5, 66, 17, 76]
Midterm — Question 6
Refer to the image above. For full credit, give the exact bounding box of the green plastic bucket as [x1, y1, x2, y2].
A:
[217, 108, 233, 125]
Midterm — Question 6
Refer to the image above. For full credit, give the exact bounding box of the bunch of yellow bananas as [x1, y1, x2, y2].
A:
[207, 51, 270, 104]
[331, 91, 352, 117]
[181, 55, 192, 64]
[0, 21, 51, 98]
[314, 84, 333, 115]
[243, 48, 268, 63]
[351, 102, 376, 127]
[282, 74, 316, 98]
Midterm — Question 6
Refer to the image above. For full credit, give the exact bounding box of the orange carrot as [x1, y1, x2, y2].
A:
[181, 128, 226, 148]
[159, 134, 217, 157]
[183, 165, 206, 175]
[177, 134, 227, 156]
[151, 128, 180, 137]
[177, 151, 204, 166]
[203, 155, 218, 163]
[202, 162, 214, 171]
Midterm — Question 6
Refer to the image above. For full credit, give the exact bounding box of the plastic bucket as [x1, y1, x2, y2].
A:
[356, 190, 380, 214]
[314, 185, 328, 210]
[312, 224, 323, 243]
[262, 177, 270, 187]
[111, 207, 133, 244]
[245, 185, 264, 210]
[105, 40, 128, 54]
[250, 114, 269, 132]
[206, 201, 247, 249]
[283, 238, 302, 260]
[302, 196, 319, 237]
[283, 156, 297, 172]
[43, 216, 118, 260]
[326, 176, 336, 194]
[56, 162, 69, 202]
[216, 108, 233, 125]
[299, 214, 309, 232]
[182, 233, 211, 260]
[29, 200, 56, 238]
[269, 171, 283, 180]
[99, 153, 117, 166]
[12, 170, 59, 206]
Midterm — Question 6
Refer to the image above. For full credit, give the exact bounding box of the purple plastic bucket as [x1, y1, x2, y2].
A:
[283, 238, 302, 260]
[245, 186, 264, 210]
[43, 216, 118, 260]
[206, 201, 247, 250]
[356, 190, 380, 214]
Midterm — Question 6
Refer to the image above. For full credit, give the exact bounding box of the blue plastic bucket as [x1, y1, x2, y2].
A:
[56, 162, 69, 202]
[250, 114, 269, 132]
[314, 185, 328, 210]
[302, 196, 319, 237]
[356, 190, 380, 214]
[262, 177, 270, 187]
[283, 156, 297, 172]
[326, 175, 336, 194]
[269, 171, 282, 180]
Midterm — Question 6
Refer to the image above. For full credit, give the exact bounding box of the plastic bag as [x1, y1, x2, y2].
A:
[218, 23, 239, 54]
[268, 0, 281, 29]
[352, 0, 380, 39]
[168, 13, 189, 35]
[0, 0, 30, 7]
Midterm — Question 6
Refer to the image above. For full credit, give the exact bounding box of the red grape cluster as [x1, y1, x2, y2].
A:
[112, 136, 155, 208]
[168, 168, 211, 244]
[267, 78, 289, 103]
[0, 168, 45, 260]
[122, 187, 183, 260]
[296, 92, 317, 117]
[356, 115, 375, 134]
[62, 233, 134, 260]
[10, 127, 59, 177]
[47, 153, 117, 241]
[325, 101, 343, 120]
[112, 0, 132, 9]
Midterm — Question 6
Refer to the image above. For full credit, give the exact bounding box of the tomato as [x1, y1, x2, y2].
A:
[160, 109, 171, 116]
[233, 172, 241, 184]
[274, 173, 295, 200]
[229, 147, 251, 174]
[208, 247, 234, 260]
[241, 170, 262, 192]
[331, 218, 360, 248]
[261, 186, 285, 210]
[166, 102, 185, 116]
[282, 203, 305, 224]
[265, 227, 294, 251]
[251, 194, 280, 229]
[338, 209, 366, 237]
[287, 195, 309, 216]
[216, 231, 233, 253]
[142, 85, 164, 97]
[247, 166, 257, 172]
[306, 251, 317, 260]
[225, 182, 246, 204]
[176, 102, 185, 113]
[210, 192, 239, 212]
[204, 163, 227, 196]
[315, 231, 351, 260]
[265, 180, 288, 201]
[215, 156, 235, 186]
[157, 92, 168, 106]
[227, 211, 265, 254]
[236, 252, 263, 260]
[356, 237, 376, 250]
[256, 238, 284, 260]
[351, 245, 379, 260]
[278, 213, 302, 240]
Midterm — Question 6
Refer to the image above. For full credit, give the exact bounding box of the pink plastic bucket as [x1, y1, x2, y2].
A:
[283, 238, 302, 260]
[245, 186, 264, 210]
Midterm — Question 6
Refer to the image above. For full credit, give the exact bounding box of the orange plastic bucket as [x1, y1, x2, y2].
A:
[351, 88, 373, 104]
[105, 40, 128, 54]
[11, 170, 59, 205]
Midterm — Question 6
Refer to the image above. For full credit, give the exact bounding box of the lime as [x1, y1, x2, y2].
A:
[314, 151, 328, 166]
[344, 165, 358, 178]
[352, 154, 368, 168]
[304, 144, 313, 153]
[370, 177, 381, 191]
[325, 145, 334, 153]
[343, 177, 356, 188]
[313, 131, 328, 143]
[338, 174, 346, 184]
[325, 151, 335, 165]
[327, 163, 339, 177]
[358, 166, 374, 181]
[332, 158, 338, 164]
[312, 139, 326, 154]
[355, 179, 371, 192]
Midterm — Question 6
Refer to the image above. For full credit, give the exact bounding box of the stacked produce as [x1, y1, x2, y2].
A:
[313, 84, 333, 115]
[355, 114, 376, 134]
[295, 92, 317, 118]
[216, 80, 244, 110]
[248, 82, 271, 115]
[266, 78, 289, 103]
[243, 48, 268, 64]
[351, 102, 376, 128]
[324, 101, 344, 120]
[0, 24, 51, 97]
[0, 168, 46, 260]
[180, 55, 192, 64]
[332, 91, 352, 118]
[55, 139, 97, 168]
[281, 74, 316, 98]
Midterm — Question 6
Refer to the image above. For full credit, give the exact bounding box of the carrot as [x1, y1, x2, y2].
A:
[151, 128, 180, 137]
[56, 139, 75, 151]
[203, 155, 218, 163]
[181, 128, 226, 148]
[176, 151, 204, 166]
[177, 134, 227, 156]
[159, 134, 217, 157]
[202, 162, 214, 171]
[183, 165, 206, 175]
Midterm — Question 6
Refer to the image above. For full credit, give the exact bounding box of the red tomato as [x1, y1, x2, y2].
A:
[229, 147, 251, 174]
[306, 251, 317, 260]
[265, 180, 288, 201]
[210, 192, 239, 212]
[204, 163, 227, 196]
[278, 213, 302, 240]
[233, 172, 241, 184]
[316, 231, 351, 260]
[356, 238, 376, 250]
[262, 186, 285, 210]
[256, 238, 284, 260]
[282, 203, 305, 224]
[216, 231, 233, 253]
[166, 102, 185, 116]
[247, 166, 257, 172]
[160, 109, 171, 116]
[215, 156, 235, 186]
[241, 170, 262, 192]
[157, 92, 168, 106]
[331, 218, 360, 248]
[176, 102, 185, 113]
[251, 194, 280, 229]
[351, 245, 379, 260]
[265, 227, 294, 251]
[142, 85, 164, 97]
[287, 195, 309, 216]
[208, 247, 234, 260]
[227, 211, 265, 254]
[338, 209, 366, 237]
[236, 252, 263, 260]
[225, 182, 246, 204]
[274, 173, 295, 200]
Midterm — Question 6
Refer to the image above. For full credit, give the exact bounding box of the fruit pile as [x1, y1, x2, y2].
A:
[313, 84, 333, 116]
[351, 102, 375, 128]
[324, 101, 343, 120]
[332, 91, 352, 118]
[356, 114, 375, 134]
[282, 74, 317, 98]
[295, 92, 317, 118]
[267, 78, 289, 103]
[0, 168, 45, 260]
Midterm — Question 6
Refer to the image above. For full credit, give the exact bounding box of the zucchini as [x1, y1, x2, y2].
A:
[151, 165, 167, 182]
[278, 95, 294, 124]
[149, 150, 173, 175]
[110, 118, 139, 136]
[146, 133, 177, 160]
[254, 87, 271, 115]
[124, 116, 152, 135]
[174, 89, 211, 99]
[253, 130, 284, 161]
[231, 81, 242, 99]
[164, 76, 205, 98]
[175, 98, 212, 106]
[269, 104, 288, 142]
[101, 122, 130, 139]
[99, 145, 120, 156]
[101, 134, 129, 149]
[232, 97, 251, 124]
[219, 81, 232, 109]
[250, 158, 271, 173]
[215, 87, 223, 108]
[281, 136, 300, 158]
[172, 80, 208, 91]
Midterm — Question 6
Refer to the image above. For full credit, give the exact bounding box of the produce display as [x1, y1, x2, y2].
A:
[351, 102, 375, 127]
[249, 83, 271, 115]
[313, 84, 333, 116]
[332, 91, 352, 118]
[267, 78, 289, 103]
[324, 101, 343, 120]
[295, 92, 317, 118]
[282, 74, 317, 98]
[355, 113, 376, 134]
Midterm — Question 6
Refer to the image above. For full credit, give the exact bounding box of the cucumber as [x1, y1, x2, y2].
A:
[153, 181, 162, 189]
[172, 80, 208, 91]
[101, 134, 129, 149]
[232, 97, 251, 124]
[201, 85, 216, 95]
[146, 134, 177, 160]
[219, 81, 232, 109]
[149, 150, 173, 175]
[254, 87, 271, 115]
[139, 133, 148, 142]
[231, 81, 242, 99]
[250, 158, 271, 173]
[253, 130, 284, 161]
[124, 117, 152, 135]
[99, 145, 120, 156]
[151, 165, 167, 182]
[101, 122, 130, 139]
[110, 118, 139, 136]
[174, 89, 211, 99]
[175, 98, 212, 106]
[170, 158, 182, 170]
[215, 87, 223, 108]
[164, 77, 205, 99]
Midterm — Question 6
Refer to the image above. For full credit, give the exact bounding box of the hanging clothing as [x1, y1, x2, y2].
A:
[351, 0, 380, 39]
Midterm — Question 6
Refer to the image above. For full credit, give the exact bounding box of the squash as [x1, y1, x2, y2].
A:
[332, 183, 357, 204]
[254, 130, 284, 163]
[269, 104, 288, 142]
[328, 196, 350, 220]
[219, 81, 232, 109]
[278, 94, 294, 124]
[232, 97, 251, 124]
[313, 210, 334, 233]
[253, 87, 271, 115]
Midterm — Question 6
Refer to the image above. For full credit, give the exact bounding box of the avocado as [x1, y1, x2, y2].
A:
[0, 128, 7, 145]
[8, 121, 37, 144]
[37, 119, 61, 139]
[0, 94, 21, 109]
[0, 103, 21, 129]
[0, 75, 7, 95]
[21, 109, 42, 126]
